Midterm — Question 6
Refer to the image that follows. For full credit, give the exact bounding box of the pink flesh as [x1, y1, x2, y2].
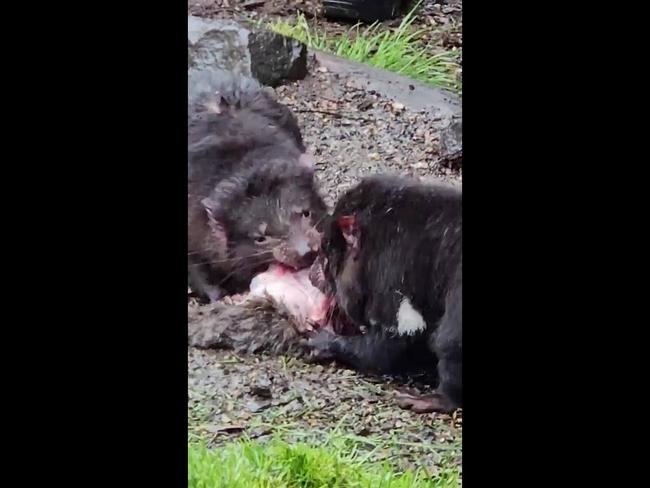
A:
[248, 264, 329, 329]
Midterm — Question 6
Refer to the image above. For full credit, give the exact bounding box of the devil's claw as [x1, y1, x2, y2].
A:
[395, 391, 456, 414]
[300, 329, 337, 362]
[305, 328, 335, 349]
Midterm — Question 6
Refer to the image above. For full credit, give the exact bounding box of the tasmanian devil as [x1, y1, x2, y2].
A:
[306, 175, 462, 413]
[188, 69, 327, 303]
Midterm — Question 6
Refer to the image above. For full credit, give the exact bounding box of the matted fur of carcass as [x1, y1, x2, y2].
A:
[188, 298, 305, 356]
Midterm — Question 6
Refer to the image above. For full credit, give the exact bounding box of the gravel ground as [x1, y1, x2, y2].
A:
[276, 65, 461, 208]
[189, 349, 462, 474]
[188, 0, 463, 476]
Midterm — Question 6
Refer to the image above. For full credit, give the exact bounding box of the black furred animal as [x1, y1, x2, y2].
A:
[307, 175, 462, 413]
[188, 69, 327, 303]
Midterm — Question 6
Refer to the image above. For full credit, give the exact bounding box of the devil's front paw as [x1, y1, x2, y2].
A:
[301, 329, 336, 361]
[395, 391, 458, 414]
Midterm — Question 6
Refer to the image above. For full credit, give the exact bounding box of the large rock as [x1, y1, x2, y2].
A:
[440, 118, 462, 156]
[188, 16, 250, 77]
[437, 117, 462, 169]
[188, 16, 307, 87]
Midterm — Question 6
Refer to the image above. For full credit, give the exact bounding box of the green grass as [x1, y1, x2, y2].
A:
[269, 5, 460, 92]
[189, 437, 461, 488]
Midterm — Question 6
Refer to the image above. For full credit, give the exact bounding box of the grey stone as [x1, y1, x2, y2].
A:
[246, 398, 272, 413]
[439, 118, 462, 156]
[188, 16, 307, 87]
[248, 30, 307, 87]
[188, 16, 251, 77]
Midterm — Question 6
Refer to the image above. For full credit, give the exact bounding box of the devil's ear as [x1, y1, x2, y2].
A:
[337, 214, 359, 253]
[245, 178, 262, 198]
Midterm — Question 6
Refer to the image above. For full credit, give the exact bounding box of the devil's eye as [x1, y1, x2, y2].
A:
[255, 236, 267, 243]
[302, 210, 311, 218]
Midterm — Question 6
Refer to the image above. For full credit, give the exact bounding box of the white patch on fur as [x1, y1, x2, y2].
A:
[396, 297, 426, 336]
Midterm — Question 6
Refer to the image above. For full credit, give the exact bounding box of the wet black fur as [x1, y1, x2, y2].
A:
[188, 69, 326, 301]
[311, 175, 462, 408]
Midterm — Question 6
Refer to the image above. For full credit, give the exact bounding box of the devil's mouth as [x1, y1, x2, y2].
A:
[228, 257, 358, 336]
